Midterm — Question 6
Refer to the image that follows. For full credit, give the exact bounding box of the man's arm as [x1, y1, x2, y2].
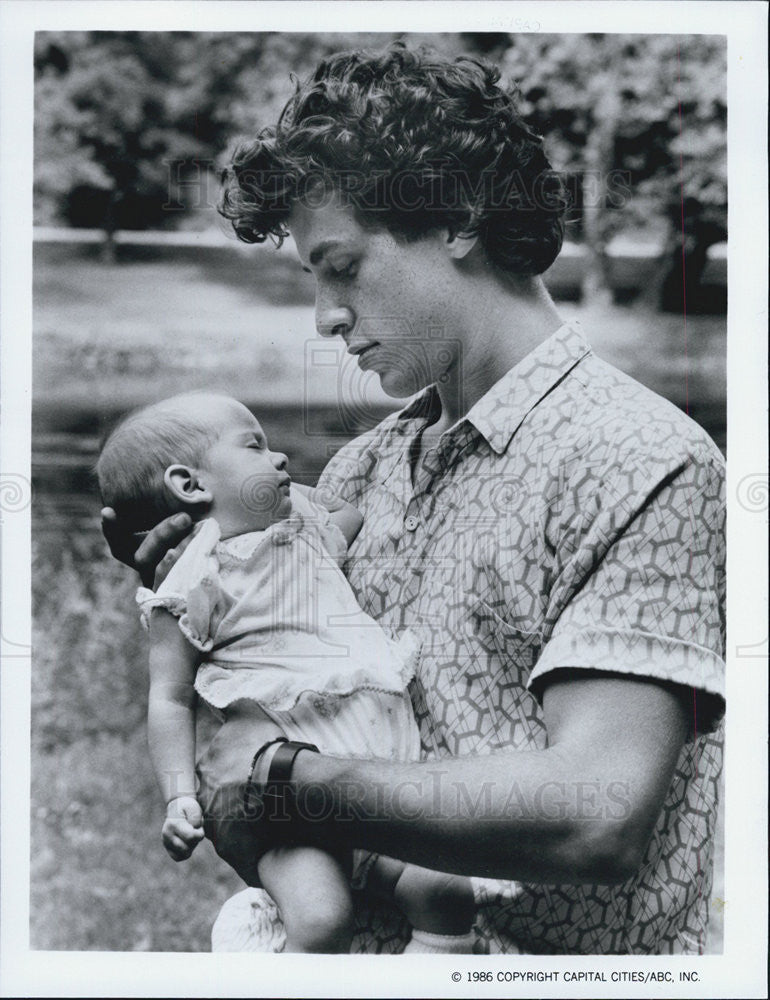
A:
[288, 671, 689, 885]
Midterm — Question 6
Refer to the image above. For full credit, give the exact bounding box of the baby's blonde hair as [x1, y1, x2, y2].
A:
[96, 393, 232, 532]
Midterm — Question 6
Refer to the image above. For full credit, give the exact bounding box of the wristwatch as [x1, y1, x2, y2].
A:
[247, 737, 320, 820]
[267, 739, 320, 786]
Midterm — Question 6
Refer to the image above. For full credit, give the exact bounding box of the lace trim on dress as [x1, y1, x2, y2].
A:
[135, 587, 188, 630]
[214, 514, 306, 565]
[135, 570, 220, 653]
[195, 666, 415, 712]
[195, 630, 421, 711]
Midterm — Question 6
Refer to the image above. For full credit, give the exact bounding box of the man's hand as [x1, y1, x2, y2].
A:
[162, 795, 204, 861]
[101, 507, 194, 588]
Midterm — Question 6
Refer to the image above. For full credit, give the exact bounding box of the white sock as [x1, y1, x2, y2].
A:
[403, 928, 475, 954]
[211, 888, 286, 953]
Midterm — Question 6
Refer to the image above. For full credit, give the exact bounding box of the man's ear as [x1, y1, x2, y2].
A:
[446, 231, 479, 261]
[164, 465, 213, 506]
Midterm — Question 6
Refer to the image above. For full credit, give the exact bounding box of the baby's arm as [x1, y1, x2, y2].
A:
[292, 482, 363, 547]
[327, 503, 363, 548]
[147, 608, 204, 861]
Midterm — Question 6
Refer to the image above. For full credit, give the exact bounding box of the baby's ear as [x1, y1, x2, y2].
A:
[164, 465, 213, 506]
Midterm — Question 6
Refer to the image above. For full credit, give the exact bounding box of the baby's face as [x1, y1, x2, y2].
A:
[197, 399, 292, 537]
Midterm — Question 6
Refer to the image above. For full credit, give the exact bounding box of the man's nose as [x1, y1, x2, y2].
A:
[316, 305, 355, 339]
[271, 451, 288, 470]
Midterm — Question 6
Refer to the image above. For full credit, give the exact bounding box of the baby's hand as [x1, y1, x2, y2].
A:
[162, 795, 204, 862]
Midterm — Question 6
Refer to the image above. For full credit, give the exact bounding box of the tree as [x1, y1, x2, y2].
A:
[34, 32, 393, 249]
[35, 32, 207, 257]
[35, 31, 726, 303]
[499, 34, 727, 305]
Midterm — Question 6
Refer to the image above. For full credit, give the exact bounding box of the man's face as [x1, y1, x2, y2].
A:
[289, 197, 463, 399]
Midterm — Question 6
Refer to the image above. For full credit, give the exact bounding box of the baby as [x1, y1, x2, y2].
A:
[97, 391, 475, 954]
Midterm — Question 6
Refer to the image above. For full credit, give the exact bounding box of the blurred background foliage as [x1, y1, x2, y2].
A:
[34, 31, 726, 307]
[30, 32, 726, 952]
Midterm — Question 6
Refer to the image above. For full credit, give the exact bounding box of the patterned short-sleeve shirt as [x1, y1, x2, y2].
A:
[317, 322, 725, 955]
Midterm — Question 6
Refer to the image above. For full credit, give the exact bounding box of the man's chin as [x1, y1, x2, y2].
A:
[377, 371, 427, 400]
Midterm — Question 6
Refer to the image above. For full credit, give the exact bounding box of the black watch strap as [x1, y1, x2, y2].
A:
[262, 741, 319, 822]
[247, 736, 287, 785]
[267, 740, 319, 788]
[244, 738, 320, 823]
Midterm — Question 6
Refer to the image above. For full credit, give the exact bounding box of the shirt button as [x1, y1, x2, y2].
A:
[404, 515, 419, 532]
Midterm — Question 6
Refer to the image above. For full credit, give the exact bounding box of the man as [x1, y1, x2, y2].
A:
[105, 44, 725, 954]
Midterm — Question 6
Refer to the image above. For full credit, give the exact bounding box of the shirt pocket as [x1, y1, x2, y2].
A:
[470, 598, 543, 654]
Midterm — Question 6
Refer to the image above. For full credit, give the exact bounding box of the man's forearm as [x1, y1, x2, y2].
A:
[275, 674, 687, 886]
[291, 748, 643, 885]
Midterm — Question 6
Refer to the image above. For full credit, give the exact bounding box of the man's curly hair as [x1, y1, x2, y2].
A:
[220, 44, 568, 276]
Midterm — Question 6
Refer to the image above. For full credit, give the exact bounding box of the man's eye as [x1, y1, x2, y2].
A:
[331, 261, 357, 278]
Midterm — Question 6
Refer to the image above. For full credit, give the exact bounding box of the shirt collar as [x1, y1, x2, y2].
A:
[397, 384, 442, 426]
[396, 321, 592, 455]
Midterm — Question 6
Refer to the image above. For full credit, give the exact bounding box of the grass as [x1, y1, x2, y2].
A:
[30, 252, 726, 951]
[31, 522, 243, 951]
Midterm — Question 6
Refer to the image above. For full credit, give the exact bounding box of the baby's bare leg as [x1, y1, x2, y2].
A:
[369, 856, 475, 937]
[197, 704, 285, 792]
[394, 864, 475, 936]
[258, 846, 355, 953]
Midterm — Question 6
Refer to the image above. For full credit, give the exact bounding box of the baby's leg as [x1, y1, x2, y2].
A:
[258, 846, 355, 953]
[369, 856, 476, 952]
[197, 706, 291, 887]
[198, 704, 284, 790]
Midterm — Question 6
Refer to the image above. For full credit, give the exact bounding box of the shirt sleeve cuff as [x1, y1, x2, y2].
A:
[528, 626, 725, 735]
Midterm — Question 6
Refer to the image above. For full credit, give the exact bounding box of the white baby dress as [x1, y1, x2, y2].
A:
[136, 488, 422, 761]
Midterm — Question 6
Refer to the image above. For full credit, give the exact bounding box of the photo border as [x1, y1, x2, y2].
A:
[2, 2, 767, 997]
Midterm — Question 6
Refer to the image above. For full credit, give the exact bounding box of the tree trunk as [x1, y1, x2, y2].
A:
[101, 191, 118, 263]
[581, 45, 622, 305]
[637, 221, 674, 311]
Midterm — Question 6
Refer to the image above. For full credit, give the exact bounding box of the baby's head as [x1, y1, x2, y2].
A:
[97, 392, 292, 538]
